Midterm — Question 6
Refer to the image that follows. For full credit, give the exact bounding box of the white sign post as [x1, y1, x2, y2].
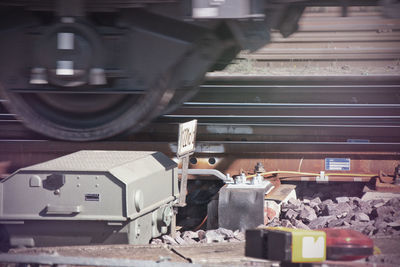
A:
[176, 119, 197, 207]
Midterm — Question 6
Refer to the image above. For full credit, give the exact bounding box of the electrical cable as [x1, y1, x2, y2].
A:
[194, 215, 208, 231]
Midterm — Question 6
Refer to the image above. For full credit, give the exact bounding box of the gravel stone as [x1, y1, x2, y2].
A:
[322, 203, 337, 216]
[336, 196, 350, 203]
[205, 230, 225, 243]
[150, 238, 163, 244]
[197, 230, 206, 241]
[348, 197, 362, 209]
[356, 200, 372, 215]
[370, 199, 386, 208]
[367, 254, 400, 266]
[281, 219, 294, 228]
[162, 235, 178, 245]
[299, 205, 317, 223]
[374, 219, 388, 229]
[337, 202, 353, 217]
[284, 209, 299, 220]
[311, 197, 322, 204]
[323, 202, 352, 218]
[215, 228, 235, 239]
[311, 204, 321, 214]
[385, 197, 400, 207]
[328, 218, 345, 228]
[288, 198, 302, 207]
[267, 218, 281, 227]
[182, 231, 199, 240]
[308, 216, 334, 229]
[350, 220, 372, 228]
[372, 206, 395, 219]
[362, 224, 376, 236]
[283, 198, 302, 211]
[319, 199, 334, 211]
[343, 221, 350, 227]
[292, 219, 310, 230]
[175, 235, 186, 244]
[233, 230, 245, 241]
[387, 220, 400, 228]
[353, 212, 370, 222]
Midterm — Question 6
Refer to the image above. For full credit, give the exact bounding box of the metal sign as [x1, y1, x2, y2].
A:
[177, 119, 197, 158]
[325, 158, 351, 171]
[176, 120, 197, 207]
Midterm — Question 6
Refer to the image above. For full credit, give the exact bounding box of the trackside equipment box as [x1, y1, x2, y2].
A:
[0, 151, 179, 249]
[246, 227, 326, 263]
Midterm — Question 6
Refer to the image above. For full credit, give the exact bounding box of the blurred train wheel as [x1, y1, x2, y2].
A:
[0, 5, 271, 141]
[0, 71, 173, 141]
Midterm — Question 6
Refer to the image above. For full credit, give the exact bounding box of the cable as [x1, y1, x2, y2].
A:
[194, 215, 208, 232]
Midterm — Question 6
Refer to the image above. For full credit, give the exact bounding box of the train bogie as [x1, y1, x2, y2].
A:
[0, 0, 388, 140]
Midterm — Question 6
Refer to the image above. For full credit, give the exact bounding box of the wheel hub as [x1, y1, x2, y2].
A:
[32, 19, 106, 87]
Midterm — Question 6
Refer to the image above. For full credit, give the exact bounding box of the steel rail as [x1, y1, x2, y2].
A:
[1, 75, 399, 144]
[203, 75, 400, 83]
[184, 103, 400, 107]
[1, 140, 400, 154]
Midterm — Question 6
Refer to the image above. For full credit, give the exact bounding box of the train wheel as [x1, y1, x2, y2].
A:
[0, 71, 173, 141]
[0, 6, 261, 141]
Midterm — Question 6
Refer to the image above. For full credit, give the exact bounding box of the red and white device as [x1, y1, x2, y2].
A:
[322, 228, 374, 261]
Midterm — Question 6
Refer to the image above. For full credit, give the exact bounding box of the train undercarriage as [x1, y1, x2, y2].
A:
[0, 0, 395, 141]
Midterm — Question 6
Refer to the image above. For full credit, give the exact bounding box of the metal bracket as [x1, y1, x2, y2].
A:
[177, 168, 232, 183]
[316, 171, 329, 183]
[176, 155, 189, 207]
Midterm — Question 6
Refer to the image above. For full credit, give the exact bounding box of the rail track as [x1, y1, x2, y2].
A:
[229, 7, 400, 71]
[1, 75, 400, 178]
[2, 75, 400, 141]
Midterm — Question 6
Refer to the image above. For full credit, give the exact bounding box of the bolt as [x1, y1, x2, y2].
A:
[252, 173, 263, 185]
[136, 227, 141, 237]
[225, 173, 234, 183]
[235, 173, 247, 184]
[254, 162, 266, 173]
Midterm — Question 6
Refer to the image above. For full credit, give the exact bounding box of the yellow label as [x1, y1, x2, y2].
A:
[263, 227, 326, 263]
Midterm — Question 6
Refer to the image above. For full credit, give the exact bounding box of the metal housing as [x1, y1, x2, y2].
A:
[0, 150, 179, 248]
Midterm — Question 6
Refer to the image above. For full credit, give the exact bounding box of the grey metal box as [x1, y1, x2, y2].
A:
[0, 150, 179, 248]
